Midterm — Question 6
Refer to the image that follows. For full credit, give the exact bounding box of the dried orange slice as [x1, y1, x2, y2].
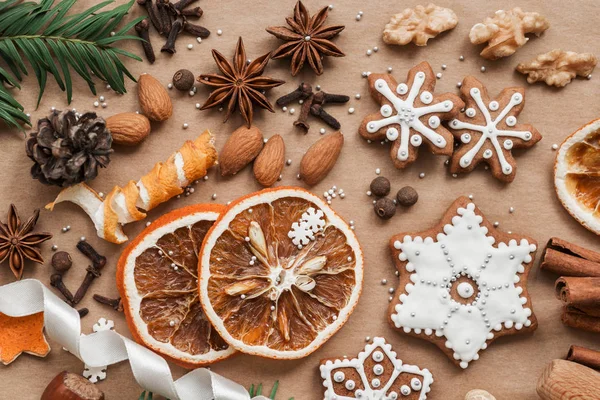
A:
[555, 118, 600, 235]
[117, 204, 235, 368]
[198, 187, 364, 359]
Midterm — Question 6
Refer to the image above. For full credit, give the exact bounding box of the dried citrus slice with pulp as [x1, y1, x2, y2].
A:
[555, 118, 600, 235]
[117, 204, 235, 368]
[198, 187, 364, 359]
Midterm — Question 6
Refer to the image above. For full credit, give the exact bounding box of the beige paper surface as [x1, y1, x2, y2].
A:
[1, 0, 599, 398]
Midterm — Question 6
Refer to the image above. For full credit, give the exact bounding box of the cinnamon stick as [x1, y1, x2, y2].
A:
[567, 345, 600, 370]
[540, 237, 600, 277]
[556, 277, 600, 317]
[562, 310, 600, 333]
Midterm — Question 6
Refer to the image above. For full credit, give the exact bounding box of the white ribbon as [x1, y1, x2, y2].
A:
[0, 279, 269, 400]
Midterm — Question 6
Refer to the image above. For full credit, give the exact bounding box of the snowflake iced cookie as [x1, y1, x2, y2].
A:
[359, 62, 464, 169]
[388, 197, 538, 369]
[448, 77, 542, 182]
[320, 337, 433, 399]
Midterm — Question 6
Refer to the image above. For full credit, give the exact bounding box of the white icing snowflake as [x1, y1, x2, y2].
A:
[366, 70, 455, 162]
[390, 202, 537, 369]
[82, 318, 115, 383]
[320, 337, 433, 400]
[93, 317, 114, 332]
[288, 220, 314, 247]
[83, 365, 107, 383]
[448, 79, 540, 179]
[301, 207, 325, 233]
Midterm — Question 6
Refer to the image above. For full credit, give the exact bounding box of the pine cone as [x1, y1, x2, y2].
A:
[26, 110, 113, 187]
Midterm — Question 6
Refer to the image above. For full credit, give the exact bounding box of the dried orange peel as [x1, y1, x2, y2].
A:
[198, 187, 364, 359]
[555, 119, 600, 235]
[0, 312, 50, 365]
[117, 203, 235, 368]
[46, 130, 217, 244]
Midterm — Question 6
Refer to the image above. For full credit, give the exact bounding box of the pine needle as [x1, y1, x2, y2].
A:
[0, 0, 143, 131]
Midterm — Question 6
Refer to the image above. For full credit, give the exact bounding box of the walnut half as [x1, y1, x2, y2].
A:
[516, 49, 598, 87]
[469, 8, 550, 60]
[383, 4, 458, 46]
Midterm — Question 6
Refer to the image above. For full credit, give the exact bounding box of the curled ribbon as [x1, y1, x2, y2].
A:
[0, 279, 268, 400]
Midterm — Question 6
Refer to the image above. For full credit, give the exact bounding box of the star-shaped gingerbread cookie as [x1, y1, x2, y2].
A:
[320, 337, 434, 399]
[448, 76, 542, 182]
[0, 312, 49, 365]
[359, 61, 464, 169]
[388, 197, 538, 369]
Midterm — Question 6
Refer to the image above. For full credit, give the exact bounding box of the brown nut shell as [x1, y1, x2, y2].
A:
[138, 73, 173, 122]
[219, 125, 264, 176]
[41, 371, 105, 400]
[106, 112, 151, 146]
[253, 134, 285, 187]
[299, 131, 344, 186]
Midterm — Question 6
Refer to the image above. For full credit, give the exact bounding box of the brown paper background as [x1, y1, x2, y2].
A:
[1, 0, 599, 398]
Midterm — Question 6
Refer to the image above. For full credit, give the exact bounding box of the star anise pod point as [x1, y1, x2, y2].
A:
[266, 0, 345, 76]
[198, 37, 285, 127]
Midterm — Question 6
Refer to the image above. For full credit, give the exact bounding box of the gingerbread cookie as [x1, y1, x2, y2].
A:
[388, 197, 538, 369]
[448, 76, 542, 182]
[320, 337, 433, 399]
[359, 62, 464, 169]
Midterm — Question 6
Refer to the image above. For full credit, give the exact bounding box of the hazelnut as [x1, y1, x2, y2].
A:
[172, 69, 195, 91]
[51, 251, 72, 274]
[370, 176, 391, 197]
[374, 197, 396, 219]
[41, 371, 104, 400]
[396, 186, 418, 207]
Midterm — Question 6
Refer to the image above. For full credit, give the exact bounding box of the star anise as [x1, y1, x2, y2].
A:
[198, 37, 285, 128]
[266, 1, 345, 76]
[0, 204, 52, 280]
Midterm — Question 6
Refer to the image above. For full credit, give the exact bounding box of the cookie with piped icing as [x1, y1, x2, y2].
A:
[448, 76, 542, 182]
[388, 196, 538, 369]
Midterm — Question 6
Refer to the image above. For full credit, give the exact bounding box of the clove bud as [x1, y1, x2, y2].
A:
[183, 21, 210, 38]
[93, 294, 124, 312]
[135, 19, 156, 64]
[137, 0, 163, 33]
[161, 19, 183, 54]
[182, 6, 203, 17]
[72, 241, 107, 304]
[50, 273, 74, 303]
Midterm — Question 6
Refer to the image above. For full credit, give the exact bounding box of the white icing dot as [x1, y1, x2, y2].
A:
[457, 282, 475, 299]
[466, 108, 476, 118]
[428, 116, 440, 129]
[397, 83, 408, 95]
[373, 364, 384, 375]
[333, 371, 345, 383]
[461, 133, 471, 144]
[372, 350, 384, 362]
[345, 380, 355, 390]
[371, 378, 381, 388]
[483, 149, 493, 159]
[386, 127, 399, 141]
[410, 134, 422, 147]
[489, 101, 499, 111]
[389, 392, 398, 400]
[400, 385, 411, 395]
[506, 116, 517, 126]
[380, 104, 393, 117]
[411, 378, 422, 390]
[504, 139, 514, 150]
[420, 91, 433, 104]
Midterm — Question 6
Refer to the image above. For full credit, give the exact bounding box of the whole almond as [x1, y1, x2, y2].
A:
[138, 73, 173, 121]
[106, 112, 151, 146]
[300, 131, 344, 186]
[219, 125, 264, 176]
[253, 135, 285, 187]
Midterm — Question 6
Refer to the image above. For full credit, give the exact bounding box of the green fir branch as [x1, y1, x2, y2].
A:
[138, 381, 294, 400]
[0, 0, 143, 131]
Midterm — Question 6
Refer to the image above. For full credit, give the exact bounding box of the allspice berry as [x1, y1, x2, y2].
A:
[370, 176, 391, 197]
[172, 69, 195, 91]
[374, 197, 396, 219]
[51, 251, 72, 274]
[397, 186, 418, 207]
